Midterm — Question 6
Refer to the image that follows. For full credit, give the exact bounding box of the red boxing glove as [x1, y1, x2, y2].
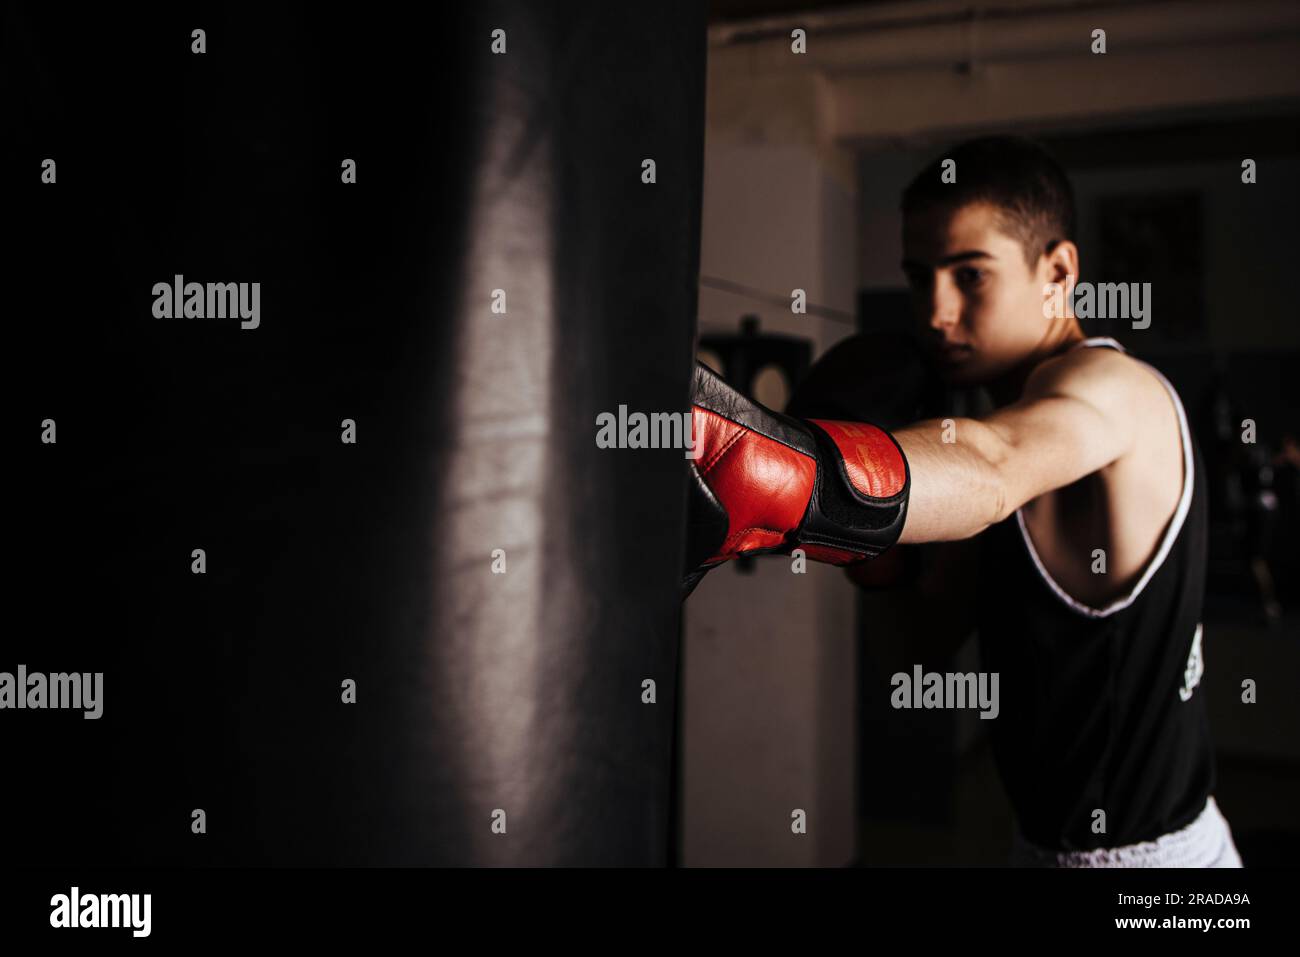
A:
[683, 361, 910, 597]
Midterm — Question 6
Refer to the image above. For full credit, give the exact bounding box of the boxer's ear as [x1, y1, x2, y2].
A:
[1042, 240, 1080, 295]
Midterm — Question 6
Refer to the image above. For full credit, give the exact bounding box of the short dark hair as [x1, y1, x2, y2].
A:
[901, 135, 1077, 269]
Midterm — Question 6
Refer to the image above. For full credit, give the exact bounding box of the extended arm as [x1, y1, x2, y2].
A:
[894, 348, 1138, 543]
[681, 348, 1139, 596]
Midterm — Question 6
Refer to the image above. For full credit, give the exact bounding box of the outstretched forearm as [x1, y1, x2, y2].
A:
[894, 417, 1010, 544]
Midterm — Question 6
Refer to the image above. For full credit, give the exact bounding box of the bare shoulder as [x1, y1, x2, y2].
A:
[1023, 343, 1163, 416]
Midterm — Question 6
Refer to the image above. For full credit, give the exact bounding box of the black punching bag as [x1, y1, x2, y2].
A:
[10, 3, 704, 867]
[398, 2, 707, 866]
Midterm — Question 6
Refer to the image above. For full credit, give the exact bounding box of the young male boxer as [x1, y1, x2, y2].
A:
[683, 136, 1241, 868]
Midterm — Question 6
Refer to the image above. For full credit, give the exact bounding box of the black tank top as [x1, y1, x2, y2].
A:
[976, 337, 1215, 850]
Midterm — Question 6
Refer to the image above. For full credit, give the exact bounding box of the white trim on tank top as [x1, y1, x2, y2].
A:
[1013, 336, 1195, 619]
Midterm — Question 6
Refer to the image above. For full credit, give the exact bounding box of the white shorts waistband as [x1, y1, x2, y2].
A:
[1010, 796, 1243, 868]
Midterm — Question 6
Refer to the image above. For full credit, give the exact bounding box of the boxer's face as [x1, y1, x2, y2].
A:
[901, 201, 1054, 387]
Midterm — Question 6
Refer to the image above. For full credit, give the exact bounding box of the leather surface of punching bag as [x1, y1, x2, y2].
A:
[10, 3, 705, 866]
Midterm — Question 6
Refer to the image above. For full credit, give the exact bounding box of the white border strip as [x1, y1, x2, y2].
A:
[1015, 338, 1195, 619]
